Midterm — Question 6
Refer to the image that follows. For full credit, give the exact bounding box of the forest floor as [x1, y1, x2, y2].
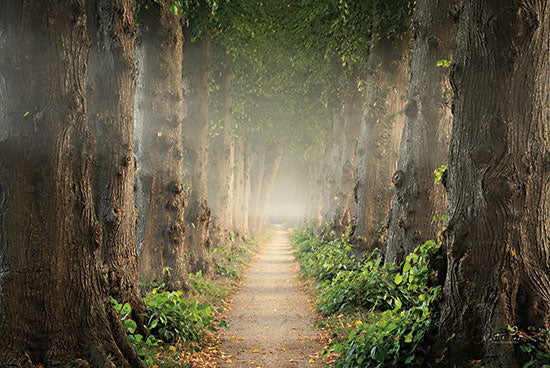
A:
[216, 226, 325, 368]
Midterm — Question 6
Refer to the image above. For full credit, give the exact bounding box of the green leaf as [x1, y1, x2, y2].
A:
[394, 274, 403, 285]
[123, 319, 137, 334]
[169, 5, 178, 15]
[120, 303, 132, 315]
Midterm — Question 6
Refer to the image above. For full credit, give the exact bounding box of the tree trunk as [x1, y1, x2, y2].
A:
[332, 76, 362, 236]
[86, 0, 146, 333]
[354, 35, 409, 253]
[208, 57, 235, 249]
[258, 145, 284, 232]
[315, 144, 334, 234]
[241, 139, 252, 236]
[248, 139, 267, 235]
[324, 113, 346, 227]
[384, 0, 456, 265]
[233, 136, 246, 240]
[436, 1, 549, 366]
[304, 165, 317, 227]
[182, 26, 213, 273]
[0, 1, 143, 366]
[135, 1, 189, 291]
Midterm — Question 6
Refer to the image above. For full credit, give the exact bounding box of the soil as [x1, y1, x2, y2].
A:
[217, 226, 325, 367]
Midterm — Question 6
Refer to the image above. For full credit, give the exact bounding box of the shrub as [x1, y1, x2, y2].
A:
[144, 288, 222, 344]
[291, 227, 443, 367]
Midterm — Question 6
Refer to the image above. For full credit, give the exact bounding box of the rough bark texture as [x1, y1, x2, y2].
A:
[86, 0, 146, 332]
[304, 166, 317, 227]
[323, 113, 346, 227]
[312, 145, 333, 234]
[135, 1, 189, 291]
[0, 2, 143, 366]
[248, 139, 267, 235]
[258, 145, 284, 232]
[233, 136, 247, 240]
[182, 27, 213, 274]
[384, 0, 456, 265]
[208, 59, 235, 249]
[436, 1, 550, 366]
[241, 140, 252, 236]
[331, 77, 362, 236]
[355, 35, 409, 253]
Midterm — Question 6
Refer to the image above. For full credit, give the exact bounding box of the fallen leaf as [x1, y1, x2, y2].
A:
[252, 350, 260, 353]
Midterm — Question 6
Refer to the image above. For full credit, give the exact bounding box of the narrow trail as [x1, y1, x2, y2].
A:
[217, 226, 325, 367]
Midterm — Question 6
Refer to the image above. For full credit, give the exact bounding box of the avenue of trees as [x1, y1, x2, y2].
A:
[0, 0, 548, 367]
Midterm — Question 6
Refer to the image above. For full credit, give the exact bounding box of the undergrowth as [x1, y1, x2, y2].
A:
[291, 226, 443, 367]
[107, 237, 259, 368]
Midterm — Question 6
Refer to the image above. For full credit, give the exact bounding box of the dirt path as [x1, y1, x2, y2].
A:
[217, 227, 325, 368]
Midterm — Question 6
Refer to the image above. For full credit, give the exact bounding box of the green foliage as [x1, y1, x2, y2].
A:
[291, 227, 443, 367]
[436, 59, 452, 67]
[318, 250, 397, 315]
[212, 247, 243, 279]
[144, 288, 224, 344]
[291, 227, 358, 282]
[508, 326, 550, 368]
[434, 164, 447, 185]
[111, 297, 159, 366]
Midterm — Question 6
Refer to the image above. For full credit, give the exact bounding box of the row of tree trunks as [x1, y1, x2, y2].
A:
[135, 1, 189, 291]
[354, 34, 409, 253]
[0, 1, 143, 366]
[331, 75, 362, 236]
[384, 0, 456, 265]
[248, 138, 267, 235]
[208, 55, 236, 249]
[182, 24, 213, 274]
[233, 136, 248, 240]
[323, 113, 346, 231]
[257, 145, 284, 231]
[436, 0, 550, 366]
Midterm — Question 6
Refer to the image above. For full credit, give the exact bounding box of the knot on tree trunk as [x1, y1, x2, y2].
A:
[404, 99, 418, 118]
[122, 154, 132, 167]
[170, 180, 183, 194]
[392, 170, 406, 188]
[91, 224, 103, 248]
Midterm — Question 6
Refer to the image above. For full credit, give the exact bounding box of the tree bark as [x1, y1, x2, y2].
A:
[241, 139, 252, 236]
[0, 1, 143, 366]
[436, 1, 549, 366]
[208, 56, 235, 249]
[233, 135, 246, 240]
[323, 113, 346, 228]
[332, 76, 362, 236]
[384, 0, 456, 265]
[248, 138, 267, 235]
[86, 0, 146, 333]
[135, 0, 189, 291]
[354, 34, 409, 253]
[182, 24, 213, 273]
[258, 145, 284, 232]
